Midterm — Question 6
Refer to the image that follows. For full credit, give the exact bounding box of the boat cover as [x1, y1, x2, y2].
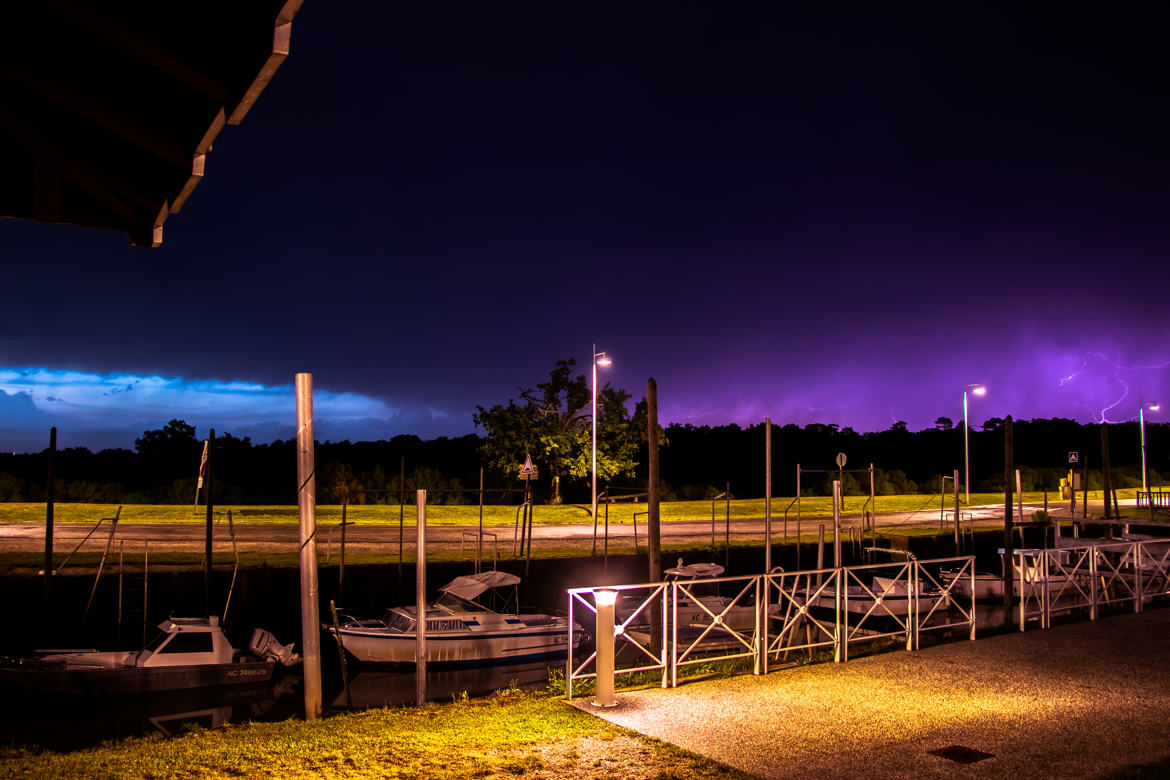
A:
[439, 570, 521, 600]
[664, 562, 724, 578]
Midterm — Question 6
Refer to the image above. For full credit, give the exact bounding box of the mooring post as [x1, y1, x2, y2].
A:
[416, 489, 427, 707]
[1002, 415, 1015, 624]
[399, 456, 405, 580]
[953, 469, 961, 553]
[44, 426, 56, 600]
[295, 373, 322, 720]
[647, 378, 662, 655]
[765, 417, 772, 574]
[204, 428, 215, 617]
[832, 481, 842, 568]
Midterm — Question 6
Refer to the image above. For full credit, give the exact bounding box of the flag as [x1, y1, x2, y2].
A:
[197, 439, 209, 488]
[194, 439, 209, 513]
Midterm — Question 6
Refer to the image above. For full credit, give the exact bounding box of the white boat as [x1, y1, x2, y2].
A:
[0, 617, 299, 695]
[327, 571, 583, 665]
[941, 547, 1080, 601]
[619, 561, 760, 631]
[795, 575, 948, 633]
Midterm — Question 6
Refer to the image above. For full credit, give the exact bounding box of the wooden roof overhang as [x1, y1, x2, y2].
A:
[0, 0, 303, 248]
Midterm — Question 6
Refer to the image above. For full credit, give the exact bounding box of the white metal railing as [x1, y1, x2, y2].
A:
[916, 555, 978, 647]
[765, 567, 841, 668]
[567, 555, 977, 698]
[1017, 539, 1170, 630]
[566, 582, 669, 700]
[670, 574, 760, 686]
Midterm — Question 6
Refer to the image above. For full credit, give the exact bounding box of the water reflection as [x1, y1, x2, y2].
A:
[329, 661, 555, 710]
[0, 677, 301, 753]
[0, 660, 562, 753]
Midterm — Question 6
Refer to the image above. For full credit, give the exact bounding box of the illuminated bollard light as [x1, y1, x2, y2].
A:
[592, 588, 618, 708]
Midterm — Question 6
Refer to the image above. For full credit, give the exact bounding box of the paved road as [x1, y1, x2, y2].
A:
[573, 607, 1170, 779]
[0, 501, 1154, 556]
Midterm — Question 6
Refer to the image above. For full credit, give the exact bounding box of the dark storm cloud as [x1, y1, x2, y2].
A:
[2, 2, 1168, 451]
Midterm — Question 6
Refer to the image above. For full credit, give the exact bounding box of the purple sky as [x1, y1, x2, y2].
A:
[2, 3, 1168, 453]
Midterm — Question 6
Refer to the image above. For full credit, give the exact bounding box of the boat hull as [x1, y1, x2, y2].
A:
[0, 659, 276, 695]
[940, 569, 1077, 602]
[332, 625, 578, 665]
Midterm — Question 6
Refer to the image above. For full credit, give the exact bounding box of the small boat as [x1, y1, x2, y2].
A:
[0, 617, 299, 695]
[792, 574, 949, 634]
[941, 547, 1079, 602]
[327, 570, 584, 665]
[619, 561, 759, 631]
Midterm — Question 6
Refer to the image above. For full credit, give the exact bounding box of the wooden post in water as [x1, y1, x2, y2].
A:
[765, 418, 772, 574]
[1002, 416, 1015, 622]
[415, 489, 427, 706]
[44, 426, 56, 600]
[1101, 424, 1116, 520]
[339, 497, 347, 602]
[477, 467, 484, 574]
[295, 373, 322, 720]
[647, 378, 661, 584]
[399, 456, 405, 580]
[953, 469, 961, 553]
[203, 428, 215, 617]
[832, 481, 842, 568]
[647, 379, 662, 655]
[1082, 455, 1088, 521]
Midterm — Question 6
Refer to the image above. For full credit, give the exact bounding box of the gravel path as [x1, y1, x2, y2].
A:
[572, 608, 1170, 779]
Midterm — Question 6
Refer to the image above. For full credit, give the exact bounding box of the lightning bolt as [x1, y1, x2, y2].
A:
[1057, 352, 1170, 423]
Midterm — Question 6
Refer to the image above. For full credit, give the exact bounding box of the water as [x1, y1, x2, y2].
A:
[0, 657, 564, 753]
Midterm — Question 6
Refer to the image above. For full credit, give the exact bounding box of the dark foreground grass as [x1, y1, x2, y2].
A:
[0, 690, 757, 780]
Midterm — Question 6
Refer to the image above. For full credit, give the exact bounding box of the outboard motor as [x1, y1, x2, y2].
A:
[249, 628, 301, 666]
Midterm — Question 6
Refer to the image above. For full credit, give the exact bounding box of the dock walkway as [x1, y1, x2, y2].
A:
[572, 608, 1170, 779]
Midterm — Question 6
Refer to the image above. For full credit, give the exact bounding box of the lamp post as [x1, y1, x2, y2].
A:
[1140, 400, 1161, 496]
[592, 588, 618, 708]
[963, 384, 986, 506]
[592, 345, 612, 528]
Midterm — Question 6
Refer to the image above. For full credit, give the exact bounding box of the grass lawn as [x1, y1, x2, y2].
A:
[0, 490, 1118, 527]
[0, 689, 755, 780]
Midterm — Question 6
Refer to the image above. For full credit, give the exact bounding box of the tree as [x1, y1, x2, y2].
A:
[474, 358, 640, 503]
[935, 416, 954, 431]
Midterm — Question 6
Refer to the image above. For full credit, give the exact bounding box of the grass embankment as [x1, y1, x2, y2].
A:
[0, 490, 1119, 527]
[0, 689, 754, 780]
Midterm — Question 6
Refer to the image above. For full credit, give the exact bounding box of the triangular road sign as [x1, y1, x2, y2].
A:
[520, 454, 535, 474]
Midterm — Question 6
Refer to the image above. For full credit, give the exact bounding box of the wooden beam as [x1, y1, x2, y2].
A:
[228, 1, 302, 125]
[44, 1, 233, 104]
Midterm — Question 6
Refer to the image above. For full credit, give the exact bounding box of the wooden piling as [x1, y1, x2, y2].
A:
[44, 426, 55, 600]
[295, 373, 322, 720]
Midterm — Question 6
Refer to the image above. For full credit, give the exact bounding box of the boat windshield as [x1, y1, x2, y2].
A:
[435, 592, 490, 613]
[143, 630, 171, 653]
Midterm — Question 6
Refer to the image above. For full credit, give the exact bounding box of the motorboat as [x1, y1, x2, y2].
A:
[0, 617, 299, 695]
[788, 573, 949, 635]
[326, 570, 584, 665]
[940, 547, 1081, 601]
[619, 560, 759, 631]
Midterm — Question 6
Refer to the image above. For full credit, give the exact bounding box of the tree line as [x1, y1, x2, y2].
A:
[0, 362, 1165, 505]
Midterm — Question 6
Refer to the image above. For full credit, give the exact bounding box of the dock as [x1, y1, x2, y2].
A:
[572, 607, 1170, 778]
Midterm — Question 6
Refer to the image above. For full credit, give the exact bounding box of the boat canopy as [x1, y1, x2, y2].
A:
[439, 570, 521, 600]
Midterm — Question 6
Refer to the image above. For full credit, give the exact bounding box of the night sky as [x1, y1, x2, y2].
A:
[2, 2, 1168, 453]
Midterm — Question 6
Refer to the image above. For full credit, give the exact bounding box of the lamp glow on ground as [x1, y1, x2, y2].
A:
[592, 588, 618, 708]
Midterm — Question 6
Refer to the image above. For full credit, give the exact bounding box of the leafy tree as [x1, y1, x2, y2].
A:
[474, 358, 640, 503]
[134, 419, 199, 461]
[934, 416, 954, 431]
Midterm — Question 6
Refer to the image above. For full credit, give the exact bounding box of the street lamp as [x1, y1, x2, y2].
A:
[592, 345, 612, 527]
[1140, 400, 1160, 496]
[963, 384, 986, 506]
